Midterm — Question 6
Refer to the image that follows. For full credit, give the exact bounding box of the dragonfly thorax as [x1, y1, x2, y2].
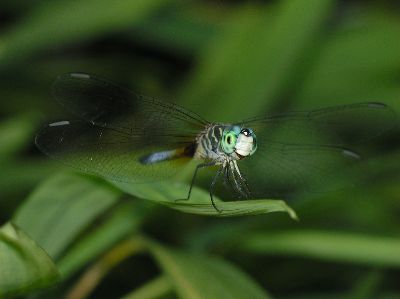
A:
[194, 125, 257, 163]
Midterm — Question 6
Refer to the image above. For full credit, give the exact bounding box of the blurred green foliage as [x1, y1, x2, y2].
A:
[0, 0, 399, 298]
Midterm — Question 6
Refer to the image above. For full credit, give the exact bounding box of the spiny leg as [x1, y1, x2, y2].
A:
[210, 166, 224, 213]
[232, 161, 252, 198]
[222, 164, 232, 190]
[223, 162, 243, 198]
[222, 167, 227, 187]
[229, 163, 244, 197]
[176, 161, 216, 202]
[229, 161, 248, 198]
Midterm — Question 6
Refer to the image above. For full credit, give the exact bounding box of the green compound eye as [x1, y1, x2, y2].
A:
[222, 131, 237, 154]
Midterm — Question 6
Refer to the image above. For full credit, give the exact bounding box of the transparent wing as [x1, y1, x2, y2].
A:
[240, 102, 396, 145]
[238, 143, 361, 198]
[36, 73, 208, 182]
[236, 102, 396, 198]
[52, 73, 208, 134]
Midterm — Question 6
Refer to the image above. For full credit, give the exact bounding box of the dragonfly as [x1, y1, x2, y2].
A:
[36, 73, 395, 212]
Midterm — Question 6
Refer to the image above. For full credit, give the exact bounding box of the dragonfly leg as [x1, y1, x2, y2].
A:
[222, 165, 231, 189]
[175, 162, 216, 202]
[228, 162, 246, 198]
[210, 166, 224, 213]
[232, 161, 252, 198]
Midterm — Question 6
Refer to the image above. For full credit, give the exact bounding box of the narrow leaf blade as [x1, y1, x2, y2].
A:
[113, 181, 297, 219]
[0, 223, 59, 297]
[148, 242, 271, 299]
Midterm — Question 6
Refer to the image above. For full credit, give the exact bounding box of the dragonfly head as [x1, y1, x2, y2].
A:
[222, 126, 257, 159]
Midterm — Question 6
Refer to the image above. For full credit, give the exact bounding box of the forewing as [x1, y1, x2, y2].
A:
[52, 73, 208, 135]
[240, 102, 396, 145]
[36, 73, 208, 182]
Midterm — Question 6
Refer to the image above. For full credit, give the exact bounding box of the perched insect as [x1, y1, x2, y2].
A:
[36, 73, 395, 212]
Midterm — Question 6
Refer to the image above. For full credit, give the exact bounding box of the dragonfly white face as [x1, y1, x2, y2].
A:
[222, 126, 257, 160]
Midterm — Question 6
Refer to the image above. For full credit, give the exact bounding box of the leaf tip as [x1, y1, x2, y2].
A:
[285, 204, 299, 221]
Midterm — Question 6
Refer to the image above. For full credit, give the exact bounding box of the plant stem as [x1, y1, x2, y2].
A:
[65, 236, 146, 299]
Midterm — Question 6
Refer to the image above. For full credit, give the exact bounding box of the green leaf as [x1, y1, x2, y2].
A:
[113, 181, 297, 219]
[0, 160, 59, 200]
[0, 114, 38, 160]
[347, 271, 383, 299]
[0, 223, 59, 297]
[178, 0, 335, 121]
[148, 242, 271, 299]
[0, 0, 174, 66]
[130, 4, 220, 56]
[294, 10, 400, 111]
[57, 201, 151, 278]
[239, 230, 400, 267]
[121, 275, 173, 299]
[13, 172, 120, 259]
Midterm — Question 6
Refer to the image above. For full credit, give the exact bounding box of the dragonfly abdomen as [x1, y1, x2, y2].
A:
[140, 143, 196, 165]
